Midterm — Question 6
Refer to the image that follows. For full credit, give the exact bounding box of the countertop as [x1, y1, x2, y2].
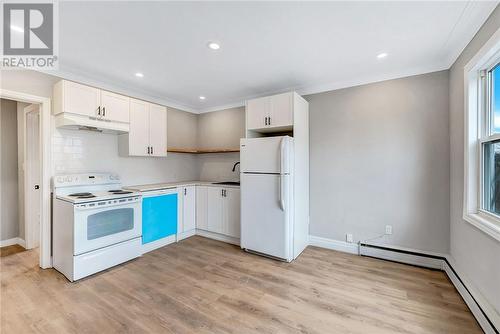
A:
[124, 180, 240, 192]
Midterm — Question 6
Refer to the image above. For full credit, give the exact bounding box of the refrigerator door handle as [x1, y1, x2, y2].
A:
[279, 137, 286, 174]
[279, 175, 285, 211]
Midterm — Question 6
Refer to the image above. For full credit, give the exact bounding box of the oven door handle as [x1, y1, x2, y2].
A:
[74, 197, 141, 211]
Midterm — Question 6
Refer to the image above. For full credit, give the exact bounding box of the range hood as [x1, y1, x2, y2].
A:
[54, 113, 129, 134]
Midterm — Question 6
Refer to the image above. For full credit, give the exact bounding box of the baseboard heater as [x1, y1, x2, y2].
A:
[359, 243, 499, 334]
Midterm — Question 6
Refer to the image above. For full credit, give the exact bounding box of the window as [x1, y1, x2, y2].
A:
[464, 33, 500, 242]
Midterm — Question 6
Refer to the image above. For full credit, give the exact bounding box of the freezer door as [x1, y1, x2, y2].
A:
[240, 173, 291, 260]
[240, 136, 292, 174]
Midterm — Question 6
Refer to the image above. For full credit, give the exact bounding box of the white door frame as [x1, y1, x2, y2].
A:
[0, 89, 51, 269]
[24, 104, 41, 250]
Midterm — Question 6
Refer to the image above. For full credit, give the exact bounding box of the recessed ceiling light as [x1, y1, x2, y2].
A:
[199, 96, 206, 100]
[377, 52, 388, 59]
[207, 42, 220, 50]
[135, 72, 144, 78]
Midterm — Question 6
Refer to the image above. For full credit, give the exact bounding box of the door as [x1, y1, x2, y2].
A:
[196, 186, 208, 230]
[149, 104, 167, 157]
[182, 186, 196, 232]
[63, 81, 100, 117]
[223, 188, 240, 238]
[240, 173, 290, 260]
[128, 99, 150, 156]
[207, 187, 223, 234]
[241, 136, 292, 174]
[269, 92, 293, 128]
[25, 104, 41, 249]
[74, 200, 142, 255]
[246, 96, 270, 130]
[100, 90, 130, 123]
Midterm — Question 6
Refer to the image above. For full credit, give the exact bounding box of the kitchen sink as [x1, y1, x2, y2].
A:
[212, 181, 240, 186]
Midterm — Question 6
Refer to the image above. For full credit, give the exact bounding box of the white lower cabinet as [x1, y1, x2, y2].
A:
[195, 186, 240, 239]
[178, 186, 196, 240]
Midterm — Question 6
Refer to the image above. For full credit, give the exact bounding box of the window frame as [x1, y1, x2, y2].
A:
[464, 30, 500, 243]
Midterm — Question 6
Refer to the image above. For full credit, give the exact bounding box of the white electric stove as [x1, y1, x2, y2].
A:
[52, 173, 142, 281]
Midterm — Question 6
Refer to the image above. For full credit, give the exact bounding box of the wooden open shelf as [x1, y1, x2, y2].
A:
[167, 148, 240, 154]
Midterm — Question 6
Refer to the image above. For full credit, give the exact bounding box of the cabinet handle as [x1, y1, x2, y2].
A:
[184, 188, 187, 196]
[151, 146, 154, 155]
[221, 189, 224, 197]
[147, 146, 150, 154]
[97, 106, 101, 116]
[264, 116, 267, 126]
[269, 117, 271, 125]
[102, 106, 106, 117]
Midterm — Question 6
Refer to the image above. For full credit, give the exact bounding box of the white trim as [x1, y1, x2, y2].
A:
[0, 89, 51, 269]
[141, 235, 176, 254]
[195, 229, 240, 246]
[463, 25, 500, 243]
[177, 229, 196, 241]
[308, 235, 358, 254]
[0, 237, 26, 248]
[444, 256, 499, 334]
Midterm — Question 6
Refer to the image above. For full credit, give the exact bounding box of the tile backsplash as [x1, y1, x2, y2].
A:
[52, 128, 199, 186]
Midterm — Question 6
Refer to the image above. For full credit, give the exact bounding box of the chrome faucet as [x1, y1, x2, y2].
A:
[232, 161, 240, 172]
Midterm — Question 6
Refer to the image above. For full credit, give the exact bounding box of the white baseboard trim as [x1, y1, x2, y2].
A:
[308, 235, 499, 334]
[308, 235, 358, 254]
[196, 229, 240, 246]
[142, 235, 176, 254]
[0, 237, 26, 248]
[177, 229, 196, 241]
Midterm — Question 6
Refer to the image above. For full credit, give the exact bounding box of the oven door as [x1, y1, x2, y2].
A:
[73, 197, 142, 255]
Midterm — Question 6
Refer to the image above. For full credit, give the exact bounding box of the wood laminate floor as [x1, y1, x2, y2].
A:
[0, 245, 25, 257]
[0, 236, 481, 334]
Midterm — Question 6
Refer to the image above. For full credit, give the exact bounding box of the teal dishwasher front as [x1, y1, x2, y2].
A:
[142, 189, 178, 244]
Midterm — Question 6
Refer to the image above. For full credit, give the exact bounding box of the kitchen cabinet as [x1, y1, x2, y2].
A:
[197, 185, 240, 239]
[246, 92, 293, 131]
[53, 80, 129, 123]
[196, 186, 208, 230]
[178, 186, 196, 239]
[118, 98, 167, 157]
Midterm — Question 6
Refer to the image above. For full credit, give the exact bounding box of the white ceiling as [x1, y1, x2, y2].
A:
[54, 1, 498, 113]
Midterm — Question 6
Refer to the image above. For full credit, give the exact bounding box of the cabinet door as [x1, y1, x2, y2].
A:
[100, 90, 130, 123]
[269, 92, 293, 128]
[246, 96, 271, 130]
[128, 99, 150, 156]
[207, 187, 224, 234]
[223, 188, 240, 238]
[149, 104, 167, 157]
[182, 186, 196, 232]
[196, 186, 208, 230]
[63, 81, 100, 117]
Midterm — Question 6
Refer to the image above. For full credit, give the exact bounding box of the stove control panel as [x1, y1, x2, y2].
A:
[53, 173, 121, 187]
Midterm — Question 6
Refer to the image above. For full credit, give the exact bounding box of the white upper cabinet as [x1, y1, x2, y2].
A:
[148, 104, 167, 157]
[246, 96, 271, 130]
[246, 92, 293, 131]
[54, 80, 129, 123]
[119, 99, 167, 157]
[54, 80, 100, 117]
[100, 90, 130, 123]
[127, 99, 150, 156]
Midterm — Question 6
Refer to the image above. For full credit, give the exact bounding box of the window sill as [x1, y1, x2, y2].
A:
[463, 212, 500, 242]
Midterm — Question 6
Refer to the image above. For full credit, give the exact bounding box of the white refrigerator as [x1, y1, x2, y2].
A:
[240, 136, 295, 262]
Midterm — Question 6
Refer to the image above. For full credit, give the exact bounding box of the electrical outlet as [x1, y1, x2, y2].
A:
[346, 233, 354, 243]
[385, 225, 393, 235]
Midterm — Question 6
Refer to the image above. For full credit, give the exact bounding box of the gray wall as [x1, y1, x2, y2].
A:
[167, 107, 198, 149]
[197, 107, 245, 149]
[449, 6, 500, 314]
[1, 99, 20, 241]
[306, 70, 450, 254]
